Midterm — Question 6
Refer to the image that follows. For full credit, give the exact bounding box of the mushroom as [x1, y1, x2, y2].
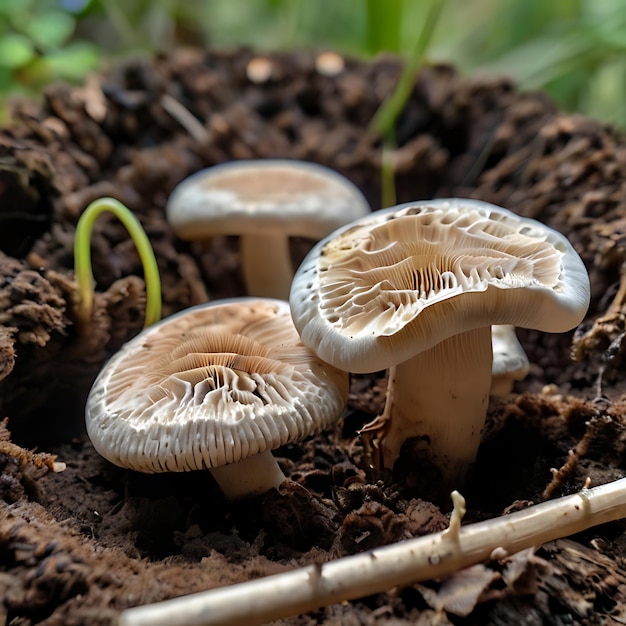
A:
[290, 199, 590, 490]
[166, 159, 371, 299]
[490, 325, 530, 396]
[85, 298, 349, 499]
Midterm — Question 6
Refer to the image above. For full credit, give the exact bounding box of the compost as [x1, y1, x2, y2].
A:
[1, 48, 626, 625]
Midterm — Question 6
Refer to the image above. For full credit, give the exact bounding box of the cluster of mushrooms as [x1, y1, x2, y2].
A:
[85, 159, 591, 501]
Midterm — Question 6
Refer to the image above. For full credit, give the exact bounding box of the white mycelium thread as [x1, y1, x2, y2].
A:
[86, 299, 347, 473]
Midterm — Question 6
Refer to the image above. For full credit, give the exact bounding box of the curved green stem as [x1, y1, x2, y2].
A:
[380, 130, 397, 208]
[74, 197, 161, 333]
[369, 0, 447, 136]
[367, 0, 447, 209]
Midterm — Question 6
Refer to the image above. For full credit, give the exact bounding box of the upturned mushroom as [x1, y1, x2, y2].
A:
[165, 159, 370, 299]
[290, 199, 590, 490]
[86, 298, 348, 499]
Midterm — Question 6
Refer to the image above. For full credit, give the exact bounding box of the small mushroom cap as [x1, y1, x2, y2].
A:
[290, 198, 590, 373]
[166, 159, 370, 239]
[86, 298, 348, 473]
[491, 325, 530, 396]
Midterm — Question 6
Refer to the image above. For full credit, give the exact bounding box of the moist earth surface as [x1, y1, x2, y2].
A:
[1, 48, 626, 625]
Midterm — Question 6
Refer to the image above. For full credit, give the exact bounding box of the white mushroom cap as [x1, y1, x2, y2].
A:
[491, 325, 530, 396]
[166, 159, 370, 240]
[166, 159, 371, 300]
[290, 198, 590, 373]
[290, 198, 590, 487]
[85, 298, 348, 495]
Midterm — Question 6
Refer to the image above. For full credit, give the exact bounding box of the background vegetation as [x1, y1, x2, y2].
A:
[1, 0, 625, 127]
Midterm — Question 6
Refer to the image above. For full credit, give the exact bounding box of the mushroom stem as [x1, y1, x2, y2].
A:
[208, 450, 286, 499]
[240, 234, 293, 299]
[490, 325, 530, 396]
[379, 325, 492, 490]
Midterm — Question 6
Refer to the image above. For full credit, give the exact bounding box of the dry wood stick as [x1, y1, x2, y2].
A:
[118, 478, 626, 626]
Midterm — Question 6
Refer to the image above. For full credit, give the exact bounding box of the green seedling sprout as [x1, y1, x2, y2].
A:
[368, 0, 447, 208]
[369, 0, 446, 137]
[74, 197, 161, 333]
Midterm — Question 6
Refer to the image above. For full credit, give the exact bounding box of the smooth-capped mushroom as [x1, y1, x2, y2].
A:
[290, 199, 590, 491]
[86, 298, 349, 499]
[166, 159, 370, 299]
[490, 325, 530, 396]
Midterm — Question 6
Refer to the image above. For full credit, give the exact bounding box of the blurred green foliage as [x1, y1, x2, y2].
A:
[1, 0, 625, 127]
[0, 0, 100, 107]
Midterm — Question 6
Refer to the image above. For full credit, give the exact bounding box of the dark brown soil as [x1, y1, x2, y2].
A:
[1, 48, 626, 625]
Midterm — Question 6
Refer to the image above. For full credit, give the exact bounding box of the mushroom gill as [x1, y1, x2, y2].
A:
[318, 208, 565, 337]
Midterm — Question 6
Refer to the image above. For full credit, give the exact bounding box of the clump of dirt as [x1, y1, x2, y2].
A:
[1, 48, 626, 624]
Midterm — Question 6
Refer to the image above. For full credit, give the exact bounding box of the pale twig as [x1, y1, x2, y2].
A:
[160, 94, 208, 144]
[118, 477, 626, 626]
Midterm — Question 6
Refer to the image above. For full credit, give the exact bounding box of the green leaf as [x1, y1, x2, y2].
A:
[366, 0, 403, 54]
[0, 0, 33, 16]
[23, 10, 77, 49]
[43, 41, 101, 80]
[594, 26, 626, 51]
[480, 33, 593, 88]
[0, 66, 15, 92]
[0, 33, 36, 68]
[584, 57, 626, 127]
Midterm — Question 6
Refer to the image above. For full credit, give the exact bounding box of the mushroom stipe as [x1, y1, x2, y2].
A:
[166, 159, 371, 300]
[290, 198, 591, 494]
[86, 298, 349, 499]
